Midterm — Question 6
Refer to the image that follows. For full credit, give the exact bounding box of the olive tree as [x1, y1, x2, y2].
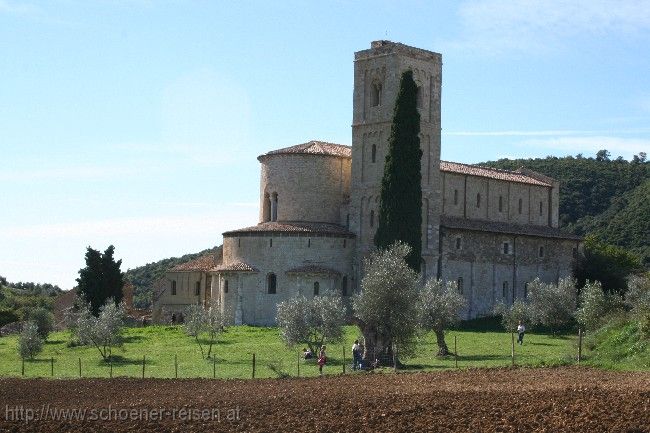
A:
[18, 321, 43, 359]
[527, 278, 576, 333]
[276, 294, 345, 355]
[26, 307, 54, 339]
[625, 274, 650, 316]
[575, 280, 623, 332]
[353, 242, 420, 365]
[75, 299, 126, 360]
[184, 304, 224, 359]
[495, 300, 532, 332]
[418, 279, 466, 356]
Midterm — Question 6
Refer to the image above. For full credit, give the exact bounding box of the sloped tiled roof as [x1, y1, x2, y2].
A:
[440, 215, 582, 240]
[223, 221, 355, 237]
[440, 161, 552, 187]
[286, 265, 341, 276]
[212, 261, 259, 273]
[258, 141, 351, 160]
[170, 247, 223, 272]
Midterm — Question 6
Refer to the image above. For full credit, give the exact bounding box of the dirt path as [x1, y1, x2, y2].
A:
[1, 367, 648, 432]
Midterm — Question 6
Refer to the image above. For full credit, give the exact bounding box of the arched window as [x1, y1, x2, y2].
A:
[498, 196, 503, 212]
[342, 276, 348, 296]
[267, 273, 277, 294]
[454, 189, 458, 205]
[524, 282, 529, 298]
[518, 198, 523, 214]
[539, 246, 544, 258]
[313, 282, 320, 296]
[476, 193, 481, 208]
[371, 82, 382, 107]
[224, 280, 229, 293]
[455, 237, 462, 250]
[269, 238, 273, 247]
[346, 214, 350, 229]
[308, 238, 311, 248]
[371, 144, 377, 163]
[343, 239, 347, 248]
[171, 280, 177, 296]
[457, 277, 464, 294]
[271, 193, 278, 221]
[263, 193, 271, 222]
[194, 281, 201, 296]
[370, 210, 375, 227]
[502, 281, 509, 298]
[539, 201, 543, 216]
[503, 242, 510, 254]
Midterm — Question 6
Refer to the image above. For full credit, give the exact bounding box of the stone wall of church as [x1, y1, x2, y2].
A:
[438, 227, 579, 319]
[217, 233, 355, 325]
[441, 173, 557, 227]
[152, 270, 210, 322]
[258, 154, 351, 224]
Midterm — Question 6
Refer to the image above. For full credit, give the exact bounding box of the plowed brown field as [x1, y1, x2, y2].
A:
[1, 367, 648, 432]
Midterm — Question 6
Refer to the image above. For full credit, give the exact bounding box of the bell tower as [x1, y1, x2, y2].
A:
[349, 41, 443, 279]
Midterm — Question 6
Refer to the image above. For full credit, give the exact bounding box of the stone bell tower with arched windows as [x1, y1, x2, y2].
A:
[349, 40, 443, 279]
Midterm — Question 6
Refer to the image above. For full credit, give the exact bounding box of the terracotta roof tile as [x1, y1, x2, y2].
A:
[170, 247, 223, 272]
[286, 265, 341, 276]
[212, 261, 259, 272]
[224, 221, 354, 237]
[440, 215, 582, 240]
[259, 141, 351, 160]
[440, 161, 552, 187]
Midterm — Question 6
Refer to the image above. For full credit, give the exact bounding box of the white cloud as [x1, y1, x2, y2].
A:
[452, 0, 650, 53]
[520, 135, 650, 156]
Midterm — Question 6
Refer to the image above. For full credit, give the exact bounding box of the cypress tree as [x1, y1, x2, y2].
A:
[76, 245, 125, 315]
[374, 70, 422, 272]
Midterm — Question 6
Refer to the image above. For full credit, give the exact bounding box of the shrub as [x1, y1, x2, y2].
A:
[0, 308, 20, 328]
[18, 321, 43, 359]
[184, 305, 225, 359]
[26, 307, 54, 339]
[625, 274, 650, 316]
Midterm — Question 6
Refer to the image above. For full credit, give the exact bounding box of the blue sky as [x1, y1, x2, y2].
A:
[1, 0, 649, 289]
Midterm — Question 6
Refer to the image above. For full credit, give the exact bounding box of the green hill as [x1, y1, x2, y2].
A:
[124, 246, 221, 308]
[482, 152, 649, 265]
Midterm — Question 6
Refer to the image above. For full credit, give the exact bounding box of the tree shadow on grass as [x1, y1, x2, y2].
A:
[458, 354, 509, 362]
[45, 339, 65, 345]
[100, 355, 147, 366]
[122, 335, 145, 343]
[526, 342, 555, 347]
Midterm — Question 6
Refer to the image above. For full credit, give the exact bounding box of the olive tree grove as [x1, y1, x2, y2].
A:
[184, 305, 225, 359]
[75, 299, 126, 360]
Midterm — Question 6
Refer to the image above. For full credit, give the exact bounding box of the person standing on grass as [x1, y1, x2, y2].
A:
[517, 320, 526, 345]
[352, 340, 361, 370]
[317, 345, 327, 376]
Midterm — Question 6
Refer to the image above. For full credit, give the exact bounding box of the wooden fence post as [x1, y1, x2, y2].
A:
[110, 356, 113, 378]
[79, 358, 82, 377]
[454, 336, 458, 369]
[21, 358, 24, 376]
[578, 328, 583, 364]
[213, 356, 216, 379]
[175, 354, 178, 379]
[297, 353, 300, 378]
[343, 346, 346, 374]
[511, 333, 515, 367]
[51, 357, 54, 377]
[252, 353, 256, 379]
[142, 355, 146, 379]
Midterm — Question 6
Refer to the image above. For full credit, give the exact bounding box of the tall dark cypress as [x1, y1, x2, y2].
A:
[76, 245, 124, 315]
[374, 70, 422, 272]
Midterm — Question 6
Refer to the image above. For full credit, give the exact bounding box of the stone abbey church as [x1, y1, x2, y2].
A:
[153, 41, 581, 325]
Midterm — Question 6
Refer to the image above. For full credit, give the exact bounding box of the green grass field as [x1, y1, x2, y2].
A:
[0, 325, 582, 379]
